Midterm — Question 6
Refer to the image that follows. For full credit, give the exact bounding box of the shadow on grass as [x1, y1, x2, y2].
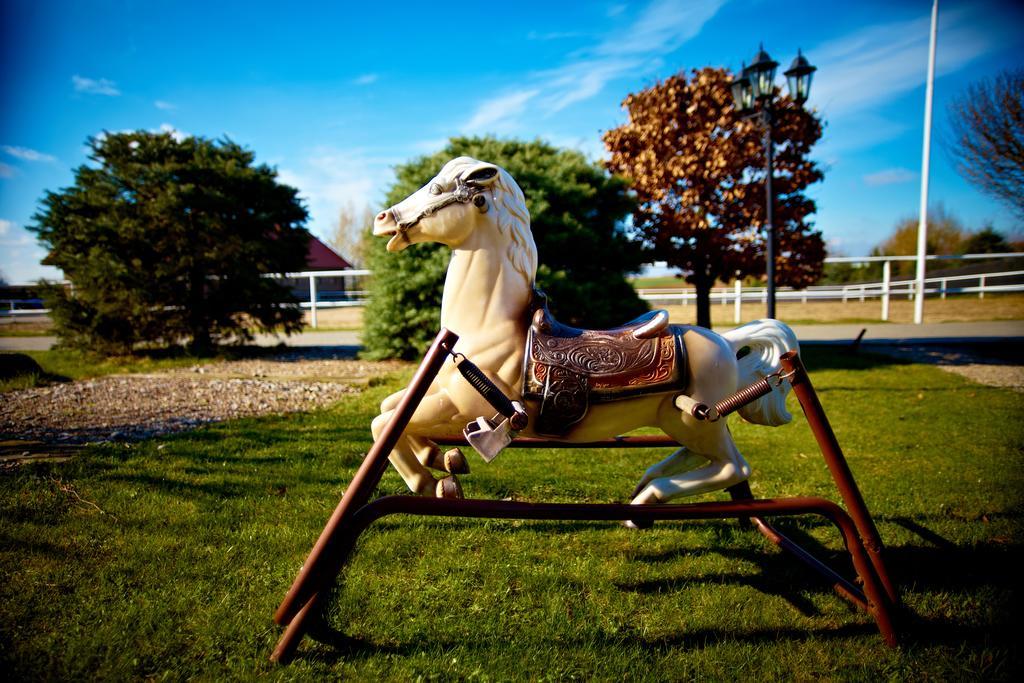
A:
[99, 472, 252, 499]
[798, 347, 911, 372]
[301, 620, 882, 666]
[297, 510, 1021, 662]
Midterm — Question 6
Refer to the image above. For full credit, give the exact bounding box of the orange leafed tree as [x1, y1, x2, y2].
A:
[604, 67, 826, 328]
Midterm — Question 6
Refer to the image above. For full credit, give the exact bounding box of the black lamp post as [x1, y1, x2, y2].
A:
[730, 45, 816, 319]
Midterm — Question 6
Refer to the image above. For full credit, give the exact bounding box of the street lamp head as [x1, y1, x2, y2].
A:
[730, 62, 755, 113]
[747, 43, 779, 101]
[784, 49, 816, 105]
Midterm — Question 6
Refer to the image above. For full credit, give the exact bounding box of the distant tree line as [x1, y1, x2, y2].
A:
[822, 204, 1018, 284]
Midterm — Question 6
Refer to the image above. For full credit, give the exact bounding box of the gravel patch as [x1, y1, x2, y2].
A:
[0, 351, 401, 444]
[869, 343, 1024, 392]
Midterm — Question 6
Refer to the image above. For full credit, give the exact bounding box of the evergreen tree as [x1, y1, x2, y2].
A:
[363, 137, 647, 360]
[30, 131, 310, 354]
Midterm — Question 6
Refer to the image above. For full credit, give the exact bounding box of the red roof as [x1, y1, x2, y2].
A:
[306, 236, 352, 270]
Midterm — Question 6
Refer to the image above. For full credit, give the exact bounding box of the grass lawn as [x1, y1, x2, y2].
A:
[1, 348, 1021, 680]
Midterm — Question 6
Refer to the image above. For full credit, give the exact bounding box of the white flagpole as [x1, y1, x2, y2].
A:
[914, 0, 939, 325]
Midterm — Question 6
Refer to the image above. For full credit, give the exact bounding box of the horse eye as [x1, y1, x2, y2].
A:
[429, 183, 443, 195]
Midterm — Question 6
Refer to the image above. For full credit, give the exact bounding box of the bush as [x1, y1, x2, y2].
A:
[30, 131, 310, 355]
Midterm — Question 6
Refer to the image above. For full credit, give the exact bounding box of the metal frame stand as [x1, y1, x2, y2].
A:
[270, 328, 899, 663]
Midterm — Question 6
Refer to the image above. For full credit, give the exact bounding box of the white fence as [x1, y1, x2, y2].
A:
[638, 269, 1024, 324]
[4, 254, 1022, 328]
[273, 269, 370, 329]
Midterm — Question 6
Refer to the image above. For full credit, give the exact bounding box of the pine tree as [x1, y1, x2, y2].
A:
[30, 131, 310, 354]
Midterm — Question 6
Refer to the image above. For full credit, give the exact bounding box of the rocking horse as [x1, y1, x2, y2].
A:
[270, 158, 899, 663]
[369, 156, 798, 508]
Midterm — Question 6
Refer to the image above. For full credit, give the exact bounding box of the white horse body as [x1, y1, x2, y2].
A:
[372, 156, 797, 506]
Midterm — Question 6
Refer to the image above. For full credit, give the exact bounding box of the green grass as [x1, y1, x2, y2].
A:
[2, 349, 1022, 680]
[629, 275, 690, 290]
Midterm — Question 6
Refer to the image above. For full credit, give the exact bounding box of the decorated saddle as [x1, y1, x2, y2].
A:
[523, 291, 688, 436]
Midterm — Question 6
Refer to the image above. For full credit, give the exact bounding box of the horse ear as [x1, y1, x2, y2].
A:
[464, 165, 500, 186]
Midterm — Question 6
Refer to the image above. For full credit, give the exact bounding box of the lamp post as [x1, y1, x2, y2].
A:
[730, 45, 816, 319]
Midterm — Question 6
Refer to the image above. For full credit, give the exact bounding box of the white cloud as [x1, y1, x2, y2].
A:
[154, 100, 177, 110]
[158, 123, 186, 142]
[276, 148, 399, 244]
[411, 138, 451, 154]
[527, 30, 583, 41]
[72, 75, 121, 96]
[591, 0, 723, 58]
[0, 219, 34, 248]
[863, 168, 918, 186]
[0, 238, 63, 283]
[0, 162, 15, 178]
[462, 89, 540, 135]
[2, 145, 56, 163]
[808, 7, 997, 118]
[460, 0, 725, 134]
[353, 73, 378, 86]
[607, 4, 627, 18]
[537, 57, 644, 113]
[538, 133, 607, 161]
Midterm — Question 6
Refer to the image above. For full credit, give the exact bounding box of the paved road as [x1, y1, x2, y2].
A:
[2, 320, 1022, 352]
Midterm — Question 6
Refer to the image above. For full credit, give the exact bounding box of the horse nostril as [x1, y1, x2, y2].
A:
[377, 211, 389, 221]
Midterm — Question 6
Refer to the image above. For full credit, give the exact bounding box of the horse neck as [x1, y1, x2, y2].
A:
[440, 228, 532, 348]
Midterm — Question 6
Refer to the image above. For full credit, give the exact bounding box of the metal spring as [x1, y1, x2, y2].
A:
[453, 354, 516, 418]
[712, 376, 775, 419]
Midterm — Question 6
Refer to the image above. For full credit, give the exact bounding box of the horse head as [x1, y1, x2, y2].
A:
[373, 156, 537, 281]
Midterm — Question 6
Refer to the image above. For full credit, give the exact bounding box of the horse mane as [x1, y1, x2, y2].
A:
[444, 157, 538, 285]
[491, 167, 538, 284]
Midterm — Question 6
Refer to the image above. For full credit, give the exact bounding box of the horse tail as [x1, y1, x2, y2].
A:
[720, 319, 800, 426]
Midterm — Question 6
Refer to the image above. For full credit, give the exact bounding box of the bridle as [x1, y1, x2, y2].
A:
[392, 176, 490, 235]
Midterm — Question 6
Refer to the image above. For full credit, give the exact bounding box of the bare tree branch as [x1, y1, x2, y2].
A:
[947, 69, 1024, 218]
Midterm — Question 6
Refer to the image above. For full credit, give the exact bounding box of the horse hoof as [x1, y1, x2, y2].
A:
[623, 519, 654, 530]
[443, 448, 470, 474]
[436, 475, 463, 499]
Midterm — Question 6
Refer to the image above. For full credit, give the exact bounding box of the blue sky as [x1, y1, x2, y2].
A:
[1, 0, 1022, 283]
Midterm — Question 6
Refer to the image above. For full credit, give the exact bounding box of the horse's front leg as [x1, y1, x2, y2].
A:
[370, 388, 461, 497]
[409, 435, 471, 474]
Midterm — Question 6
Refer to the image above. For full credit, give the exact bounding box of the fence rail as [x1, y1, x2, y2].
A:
[4, 254, 1023, 327]
[637, 269, 1024, 323]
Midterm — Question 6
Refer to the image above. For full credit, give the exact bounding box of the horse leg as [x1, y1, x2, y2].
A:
[370, 388, 462, 497]
[630, 447, 707, 498]
[631, 405, 751, 506]
[409, 435, 470, 474]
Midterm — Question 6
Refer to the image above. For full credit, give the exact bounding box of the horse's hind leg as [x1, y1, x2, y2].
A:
[632, 406, 751, 505]
[630, 447, 707, 498]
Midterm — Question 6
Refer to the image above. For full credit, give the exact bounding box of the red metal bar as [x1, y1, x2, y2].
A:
[270, 336, 901, 663]
[434, 435, 679, 449]
[779, 351, 899, 605]
[727, 481, 865, 608]
[751, 518, 867, 609]
[271, 329, 459, 658]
